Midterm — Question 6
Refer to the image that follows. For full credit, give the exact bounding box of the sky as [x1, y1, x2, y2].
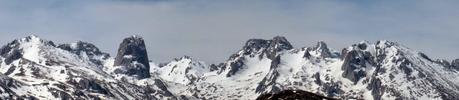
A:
[0, 0, 458, 64]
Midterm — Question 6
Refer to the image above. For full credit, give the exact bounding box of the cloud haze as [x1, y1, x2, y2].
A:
[0, 0, 458, 63]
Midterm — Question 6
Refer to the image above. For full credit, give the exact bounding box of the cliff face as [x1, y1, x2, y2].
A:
[113, 35, 151, 79]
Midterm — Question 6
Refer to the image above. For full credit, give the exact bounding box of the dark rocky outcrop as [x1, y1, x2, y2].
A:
[1, 48, 22, 65]
[418, 52, 433, 62]
[0, 75, 26, 99]
[58, 41, 110, 65]
[242, 39, 270, 55]
[113, 35, 151, 79]
[255, 56, 281, 93]
[341, 42, 376, 84]
[241, 36, 293, 59]
[303, 47, 312, 58]
[341, 50, 372, 84]
[256, 90, 338, 100]
[368, 78, 384, 100]
[435, 59, 459, 71]
[153, 79, 174, 97]
[312, 41, 333, 58]
[303, 41, 336, 59]
[226, 58, 245, 77]
[265, 36, 293, 59]
[450, 59, 459, 70]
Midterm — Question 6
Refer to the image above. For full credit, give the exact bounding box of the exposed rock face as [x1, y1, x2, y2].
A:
[418, 52, 433, 62]
[58, 41, 110, 65]
[302, 41, 337, 59]
[0, 74, 30, 99]
[256, 90, 337, 100]
[265, 36, 293, 59]
[255, 56, 281, 93]
[223, 36, 293, 77]
[435, 59, 451, 67]
[0, 40, 21, 64]
[113, 35, 151, 79]
[241, 36, 293, 59]
[341, 42, 375, 84]
[341, 50, 371, 83]
[451, 59, 459, 70]
[312, 41, 333, 58]
[436, 59, 459, 71]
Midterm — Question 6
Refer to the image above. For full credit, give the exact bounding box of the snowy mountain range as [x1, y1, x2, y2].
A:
[0, 35, 458, 100]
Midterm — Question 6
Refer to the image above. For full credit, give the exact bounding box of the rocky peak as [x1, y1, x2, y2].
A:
[375, 40, 397, 49]
[265, 36, 293, 59]
[356, 40, 370, 50]
[310, 41, 332, 58]
[341, 41, 377, 84]
[3, 35, 56, 49]
[223, 36, 293, 77]
[269, 36, 293, 51]
[173, 56, 192, 61]
[58, 41, 110, 65]
[19, 35, 56, 47]
[22, 35, 40, 41]
[159, 56, 208, 85]
[113, 35, 151, 79]
[313, 41, 328, 50]
[243, 39, 270, 53]
[242, 36, 293, 56]
[0, 35, 56, 64]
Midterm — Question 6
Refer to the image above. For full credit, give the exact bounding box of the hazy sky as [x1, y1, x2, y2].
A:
[0, 0, 458, 63]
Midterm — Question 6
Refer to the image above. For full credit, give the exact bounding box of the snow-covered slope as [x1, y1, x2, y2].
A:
[0, 35, 458, 100]
[158, 37, 459, 100]
[0, 35, 176, 100]
[157, 56, 209, 85]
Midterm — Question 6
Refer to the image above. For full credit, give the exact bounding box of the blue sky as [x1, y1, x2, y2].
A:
[0, 0, 458, 63]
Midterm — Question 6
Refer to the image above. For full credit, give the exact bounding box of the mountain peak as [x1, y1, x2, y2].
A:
[313, 41, 329, 52]
[113, 35, 150, 79]
[0, 35, 57, 64]
[24, 34, 40, 40]
[270, 36, 293, 51]
[244, 39, 270, 51]
[310, 41, 332, 58]
[159, 55, 208, 85]
[58, 41, 110, 65]
[129, 35, 144, 40]
[16, 35, 55, 47]
[242, 36, 293, 54]
[173, 55, 193, 61]
[0, 35, 458, 100]
[375, 40, 399, 48]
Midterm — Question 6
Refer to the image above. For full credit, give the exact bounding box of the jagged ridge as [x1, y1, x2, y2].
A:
[0, 35, 457, 100]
